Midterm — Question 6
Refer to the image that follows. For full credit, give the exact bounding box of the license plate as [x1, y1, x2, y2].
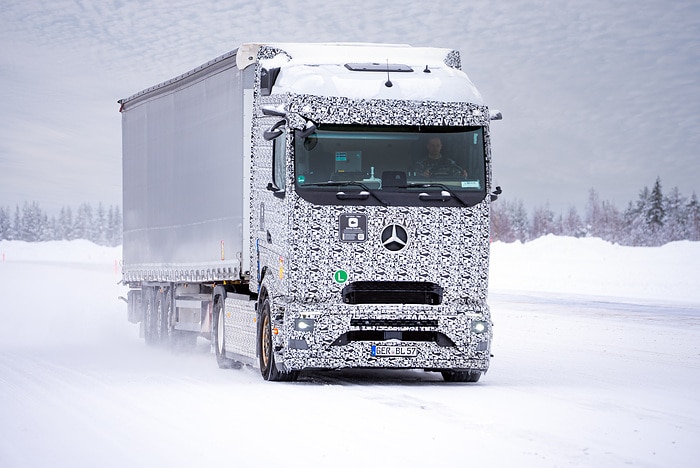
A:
[371, 345, 418, 357]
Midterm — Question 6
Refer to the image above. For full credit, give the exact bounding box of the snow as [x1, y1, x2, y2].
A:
[1, 238, 699, 467]
[490, 235, 700, 304]
[256, 43, 484, 103]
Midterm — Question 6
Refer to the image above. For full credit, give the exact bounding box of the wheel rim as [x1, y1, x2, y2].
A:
[217, 305, 225, 354]
[261, 313, 271, 369]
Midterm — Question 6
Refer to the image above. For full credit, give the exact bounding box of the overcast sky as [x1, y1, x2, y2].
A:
[1, 0, 698, 214]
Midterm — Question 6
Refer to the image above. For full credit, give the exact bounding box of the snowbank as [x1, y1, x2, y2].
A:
[2, 236, 698, 304]
[0, 239, 121, 264]
[490, 235, 700, 304]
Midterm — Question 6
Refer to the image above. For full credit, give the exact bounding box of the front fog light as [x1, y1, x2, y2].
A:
[294, 318, 315, 332]
[471, 320, 488, 334]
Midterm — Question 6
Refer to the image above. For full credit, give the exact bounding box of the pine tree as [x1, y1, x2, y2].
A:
[584, 189, 602, 238]
[490, 200, 514, 242]
[561, 206, 585, 237]
[0, 206, 10, 240]
[95, 202, 107, 245]
[624, 186, 650, 246]
[599, 200, 623, 244]
[107, 205, 123, 246]
[11, 205, 22, 241]
[663, 186, 687, 242]
[687, 193, 700, 242]
[40, 213, 54, 241]
[510, 200, 530, 243]
[57, 206, 74, 240]
[646, 177, 665, 245]
[531, 204, 557, 238]
[73, 203, 94, 241]
[21, 202, 47, 242]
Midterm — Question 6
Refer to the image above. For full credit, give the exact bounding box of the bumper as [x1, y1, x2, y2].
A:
[275, 302, 492, 372]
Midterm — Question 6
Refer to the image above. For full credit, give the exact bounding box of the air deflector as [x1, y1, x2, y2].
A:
[345, 63, 413, 72]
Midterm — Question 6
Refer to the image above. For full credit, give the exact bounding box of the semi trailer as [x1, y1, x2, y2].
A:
[118, 42, 502, 381]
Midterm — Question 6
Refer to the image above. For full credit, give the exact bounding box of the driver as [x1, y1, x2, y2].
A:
[414, 137, 468, 178]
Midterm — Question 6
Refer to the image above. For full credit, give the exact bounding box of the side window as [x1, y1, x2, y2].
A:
[272, 133, 286, 191]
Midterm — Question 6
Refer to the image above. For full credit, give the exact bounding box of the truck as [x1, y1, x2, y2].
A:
[118, 42, 502, 382]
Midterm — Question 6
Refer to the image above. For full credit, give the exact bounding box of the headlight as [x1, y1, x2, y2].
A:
[471, 320, 488, 334]
[294, 318, 315, 332]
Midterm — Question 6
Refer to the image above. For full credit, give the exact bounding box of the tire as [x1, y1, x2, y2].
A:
[143, 287, 157, 345]
[259, 298, 298, 382]
[213, 298, 239, 369]
[163, 290, 175, 345]
[441, 370, 481, 383]
[154, 289, 167, 345]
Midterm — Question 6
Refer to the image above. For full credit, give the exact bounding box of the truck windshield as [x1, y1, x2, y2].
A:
[294, 125, 486, 206]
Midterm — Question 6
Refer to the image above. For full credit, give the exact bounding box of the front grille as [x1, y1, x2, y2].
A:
[350, 318, 439, 329]
[342, 281, 443, 305]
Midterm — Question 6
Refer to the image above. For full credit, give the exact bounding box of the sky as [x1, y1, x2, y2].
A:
[1, 0, 699, 214]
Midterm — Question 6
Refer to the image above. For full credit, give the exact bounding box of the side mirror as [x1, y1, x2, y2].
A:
[489, 110, 503, 121]
[263, 119, 285, 141]
[490, 186, 502, 202]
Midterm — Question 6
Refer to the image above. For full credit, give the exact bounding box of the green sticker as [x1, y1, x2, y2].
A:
[333, 269, 348, 284]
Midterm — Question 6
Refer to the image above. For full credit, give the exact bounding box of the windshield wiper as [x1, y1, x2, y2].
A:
[301, 181, 388, 206]
[405, 183, 468, 207]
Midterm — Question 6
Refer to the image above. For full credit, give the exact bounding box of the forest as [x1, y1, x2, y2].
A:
[492, 178, 700, 245]
[0, 202, 122, 247]
[1, 178, 698, 247]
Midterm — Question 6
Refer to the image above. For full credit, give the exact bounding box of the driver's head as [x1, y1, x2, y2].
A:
[426, 137, 442, 158]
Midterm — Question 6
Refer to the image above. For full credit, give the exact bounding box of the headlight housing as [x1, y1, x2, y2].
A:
[294, 318, 315, 332]
[471, 320, 489, 334]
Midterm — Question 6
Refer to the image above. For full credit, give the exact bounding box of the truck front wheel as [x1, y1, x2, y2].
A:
[259, 299, 298, 382]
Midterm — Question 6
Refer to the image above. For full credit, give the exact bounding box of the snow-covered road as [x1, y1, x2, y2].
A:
[1, 240, 699, 467]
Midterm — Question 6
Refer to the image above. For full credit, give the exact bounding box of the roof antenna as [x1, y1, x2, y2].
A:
[385, 60, 393, 88]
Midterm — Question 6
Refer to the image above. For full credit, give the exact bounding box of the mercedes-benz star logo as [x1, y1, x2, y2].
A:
[381, 224, 409, 252]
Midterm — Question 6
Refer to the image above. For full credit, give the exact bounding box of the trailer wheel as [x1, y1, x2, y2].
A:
[163, 290, 175, 345]
[213, 298, 239, 369]
[441, 370, 481, 383]
[259, 299, 298, 382]
[155, 289, 167, 345]
[143, 287, 157, 345]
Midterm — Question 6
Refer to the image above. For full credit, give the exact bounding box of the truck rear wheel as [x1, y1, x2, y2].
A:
[155, 289, 167, 345]
[163, 290, 175, 345]
[143, 287, 157, 345]
[441, 370, 481, 383]
[259, 299, 298, 382]
[213, 298, 239, 369]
